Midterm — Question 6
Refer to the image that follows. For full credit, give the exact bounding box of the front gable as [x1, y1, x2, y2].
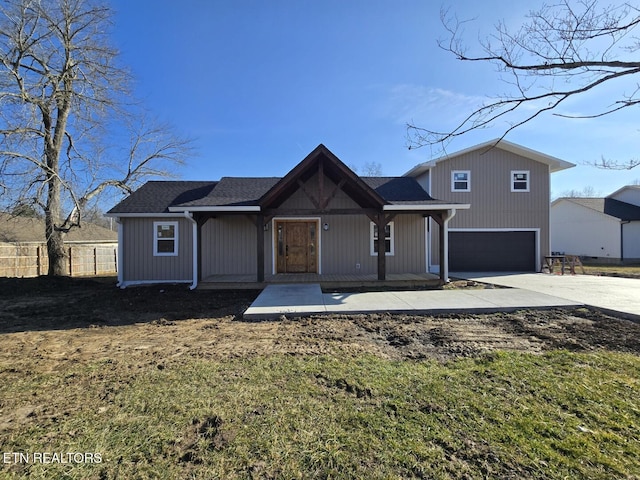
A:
[259, 144, 386, 213]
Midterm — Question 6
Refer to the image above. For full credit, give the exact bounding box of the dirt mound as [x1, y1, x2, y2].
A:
[1, 276, 639, 373]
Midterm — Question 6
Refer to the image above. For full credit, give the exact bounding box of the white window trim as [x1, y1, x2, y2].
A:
[511, 170, 530, 192]
[153, 221, 179, 256]
[451, 170, 471, 192]
[370, 221, 395, 256]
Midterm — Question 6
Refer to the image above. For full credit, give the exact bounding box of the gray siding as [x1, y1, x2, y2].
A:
[122, 217, 193, 282]
[272, 213, 425, 275]
[428, 148, 550, 267]
[199, 171, 427, 276]
[201, 216, 265, 277]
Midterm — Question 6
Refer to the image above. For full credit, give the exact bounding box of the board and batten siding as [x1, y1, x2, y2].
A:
[122, 217, 193, 282]
[277, 173, 426, 275]
[201, 216, 271, 277]
[263, 213, 425, 276]
[421, 148, 551, 268]
[198, 171, 427, 276]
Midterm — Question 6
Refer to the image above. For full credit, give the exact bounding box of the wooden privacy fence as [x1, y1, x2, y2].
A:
[0, 243, 118, 277]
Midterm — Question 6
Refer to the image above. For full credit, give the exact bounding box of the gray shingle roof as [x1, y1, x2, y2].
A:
[565, 197, 640, 221]
[109, 176, 445, 214]
[363, 177, 438, 204]
[176, 177, 280, 207]
[605, 198, 640, 220]
[107, 181, 217, 214]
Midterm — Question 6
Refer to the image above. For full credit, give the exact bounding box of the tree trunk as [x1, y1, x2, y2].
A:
[45, 150, 68, 276]
[46, 222, 67, 276]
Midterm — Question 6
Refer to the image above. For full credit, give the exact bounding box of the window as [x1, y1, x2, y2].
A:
[370, 221, 394, 256]
[154, 221, 178, 256]
[451, 170, 470, 192]
[511, 171, 530, 192]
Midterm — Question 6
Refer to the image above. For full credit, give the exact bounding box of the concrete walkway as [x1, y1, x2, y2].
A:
[243, 283, 582, 320]
[453, 272, 640, 321]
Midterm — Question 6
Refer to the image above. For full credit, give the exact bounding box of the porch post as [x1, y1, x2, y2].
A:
[257, 213, 265, 282]
[376, 213, 386, 281]
[439, 214, 446, 283]
[196, 217, 203, 283]
[431, 213, 446, 284]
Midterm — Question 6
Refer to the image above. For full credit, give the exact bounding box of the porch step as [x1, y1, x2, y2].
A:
[244, 284, 326, 319]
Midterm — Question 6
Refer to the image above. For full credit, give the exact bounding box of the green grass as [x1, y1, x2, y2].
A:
[1, 351, 639, 479]
[582, 264, 640, 278]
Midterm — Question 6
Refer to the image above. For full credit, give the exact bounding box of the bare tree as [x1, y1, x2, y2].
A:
[0, 0, 191, 275]
[561, 185, 601, 197]
[361, 161, 384, 176]
[350, 161, 384, 176]
[407, 0, 640, 169]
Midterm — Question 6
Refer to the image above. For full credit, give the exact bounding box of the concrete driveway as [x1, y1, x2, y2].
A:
[453, 272, 640, 320]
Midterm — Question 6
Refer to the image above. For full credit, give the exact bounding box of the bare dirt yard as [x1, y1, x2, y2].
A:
[1, 276, 640, 372]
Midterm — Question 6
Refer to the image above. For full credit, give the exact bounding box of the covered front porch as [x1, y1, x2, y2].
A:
[199, 272, 441, 290]
[168, 145, 469, 290]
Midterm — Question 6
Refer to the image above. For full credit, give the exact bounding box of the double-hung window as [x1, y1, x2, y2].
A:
[451, 170, 470, 192]
[370, 222, 395, 256]
[154, 221, 178, 256]
[511, 171, 530, 192]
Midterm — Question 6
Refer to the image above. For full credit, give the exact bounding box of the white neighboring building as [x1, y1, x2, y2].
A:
[550, 186, 640, 263]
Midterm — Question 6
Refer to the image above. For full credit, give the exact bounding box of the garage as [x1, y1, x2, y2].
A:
[449, 230, 537, 271]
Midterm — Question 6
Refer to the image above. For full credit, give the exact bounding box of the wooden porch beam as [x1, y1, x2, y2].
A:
[296, 179, 321, 209]
[256, 214, 265, 282]
[374, 213, 387, 281]
[439, 214, 445, 284]
[196, 219, 203, 282]
[320, 178, 347, 210]
[318, 158, 325, 208]
[266, 208, 380, 217]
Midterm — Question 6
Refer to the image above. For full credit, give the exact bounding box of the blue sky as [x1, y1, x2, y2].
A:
[109, 0, 638, 198]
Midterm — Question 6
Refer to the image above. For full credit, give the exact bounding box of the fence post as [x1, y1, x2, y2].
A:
[94, 247, 98, 275]
[68, 246, 73, 276]
[37, 246, 41, 276]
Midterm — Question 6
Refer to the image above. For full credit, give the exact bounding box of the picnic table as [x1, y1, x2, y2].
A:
[544, 255, 585, 275]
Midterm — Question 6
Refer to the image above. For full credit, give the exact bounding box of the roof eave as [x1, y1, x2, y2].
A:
[404, 139, 575, 176]
[383, 203, 470, 211]
[168, 206, 261, 213]
[105, 212, 186, 218]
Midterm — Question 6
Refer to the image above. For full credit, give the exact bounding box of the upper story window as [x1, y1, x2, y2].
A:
[370, 221, 395, 256]
[154, 221, 179, 256]
[451, 170, 470, 192]
[511, 171, 530, 192]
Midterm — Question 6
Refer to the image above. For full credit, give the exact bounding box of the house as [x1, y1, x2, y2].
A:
[551, 185, 640, 263]
[0, 213, 118, 277]
[404, 139, 575, 272]
[106, 144, 469, 288]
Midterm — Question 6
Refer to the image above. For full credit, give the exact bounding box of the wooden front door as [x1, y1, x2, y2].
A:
[275, 221, 318, 273]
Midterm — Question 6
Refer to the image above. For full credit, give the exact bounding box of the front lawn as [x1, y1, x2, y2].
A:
[1, 350, 638, 479]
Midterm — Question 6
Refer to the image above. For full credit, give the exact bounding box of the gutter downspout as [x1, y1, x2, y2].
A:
[184, 211, 198, 290]
[621, 220, 630, 263]
[443, 208, 457, 282]
[116, 218, 124, 288]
